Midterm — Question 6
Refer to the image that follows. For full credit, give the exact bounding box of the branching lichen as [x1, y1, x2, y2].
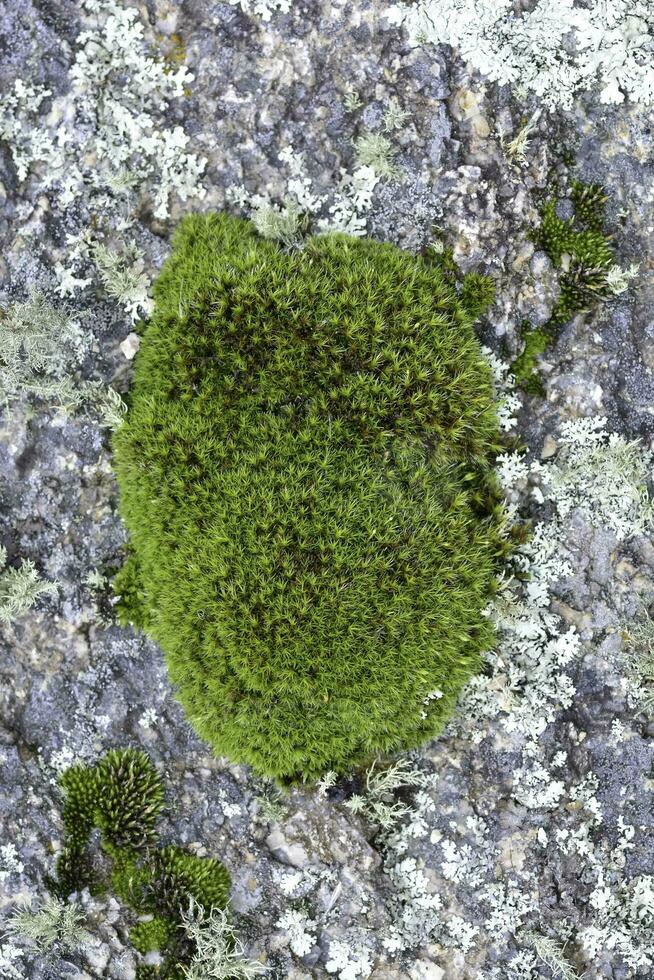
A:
[0, 289, 127, 426]
[91, 242, 153, 323]
[178, 900, 267, 979]
[498, 111, 541, 167]
[343, 759, 432, 831]
[623, 614, 654, 713]
[7, 898, 91, 955]
[0, 290, 87, 409]
[523, 930, 580, 980]
[353, 131, 399, 179]
[249, 198, 303, 248]
[0, 546, 58, 625]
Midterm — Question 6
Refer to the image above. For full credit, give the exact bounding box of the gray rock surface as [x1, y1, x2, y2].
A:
[1, 1, 654, 978]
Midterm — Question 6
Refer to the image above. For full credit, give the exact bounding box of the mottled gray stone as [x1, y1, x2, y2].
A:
[1, 1, 654, 978]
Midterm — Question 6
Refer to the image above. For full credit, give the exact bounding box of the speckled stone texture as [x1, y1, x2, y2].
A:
[1, 2, 654, 979]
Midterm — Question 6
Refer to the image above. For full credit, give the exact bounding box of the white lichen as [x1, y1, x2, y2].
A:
[0, 0, 205, 225]
[232, 137, 393, 241]
[0, 944, 23, 980]
[604, 262, 640, 295]
[325, 938, 374, 979]
[387, 0, 654, 110]
[481, 347, 521, 431]
[536, 416, 654, 540]
[276, 908, 317, 957]
[0, 843, 24, 882]
[226, 0, 291, 21]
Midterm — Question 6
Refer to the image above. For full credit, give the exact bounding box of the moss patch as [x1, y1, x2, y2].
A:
[113, 213, 511, 782]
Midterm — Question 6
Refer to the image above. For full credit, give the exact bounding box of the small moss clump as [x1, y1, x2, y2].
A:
[113, 213, 511, 782]
[55, 749, 165, 892]
[535, 181, 613, 325]
[54, 749, 232, 978]
[89, 748, 165, 851]
[131, 917, 176, 955]
[148, 847, 231, 916]
[513, 181, 616, 390]
[509, 322, 552, 396]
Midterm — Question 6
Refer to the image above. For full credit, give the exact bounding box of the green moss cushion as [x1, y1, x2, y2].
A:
[113, 213, 508, 781]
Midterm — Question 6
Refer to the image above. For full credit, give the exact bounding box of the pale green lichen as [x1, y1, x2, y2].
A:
[249, 199, 303, 247]
[623, 614, 654, 713]
[0, 290, 87, 409]
[0, 289, 126, 427]
[7, 898, 91, 955]
[498, 110, 541, 166]
[91, 242, 153, 323]
[382, 97, 410, 133]
[343, 759, 432, 831]
[353, 131, 399, 179]
[0, 546, 57, 625]
[523, 931, 580, 980]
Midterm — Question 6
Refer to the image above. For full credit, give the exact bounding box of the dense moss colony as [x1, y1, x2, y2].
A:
[113, 214, 509, 781]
